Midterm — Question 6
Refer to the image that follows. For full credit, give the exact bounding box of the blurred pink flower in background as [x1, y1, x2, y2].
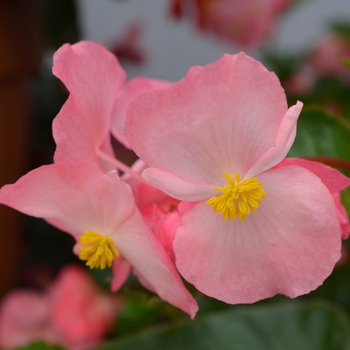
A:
[282, 65, 316, 95]
[170, 0, 294, 47]
[110, 21, 147, 65]
[0, 266, 120, 350]
[49, 266, 120, 350]
[308, 33, 350, 82]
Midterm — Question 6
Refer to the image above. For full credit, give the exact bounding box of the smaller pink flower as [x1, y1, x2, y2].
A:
[0, 266, 120, 350]
[49, 266, 120, 349]
[0, 162, 198, 318]
[308, 33, 350, 82]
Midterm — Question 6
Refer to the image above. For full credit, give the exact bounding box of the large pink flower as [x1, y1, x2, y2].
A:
[126, 52, 350, 303]
[0, 162, 198, 318]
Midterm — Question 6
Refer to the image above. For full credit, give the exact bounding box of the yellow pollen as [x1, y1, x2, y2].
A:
[206, 172, 266, 221]
[78, 231, 119, 270]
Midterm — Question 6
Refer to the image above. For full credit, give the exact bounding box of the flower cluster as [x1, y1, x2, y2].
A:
[0, 266, 120, 350]
[0, 41, 349, 316]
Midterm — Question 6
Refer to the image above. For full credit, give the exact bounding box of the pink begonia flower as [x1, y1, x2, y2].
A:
[0, 266, 120, 350]
[308, 33, 350, 82]
[0, 291, 59, 349]
[52, 40, 171, 173]
[0, 162, 198, 318]
[49, 265, 120, 349]
[125, 52, 350, 304]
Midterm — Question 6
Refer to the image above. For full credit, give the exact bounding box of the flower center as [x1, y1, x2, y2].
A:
[78, 231, 120, 269]
[206, 172, 266, 221]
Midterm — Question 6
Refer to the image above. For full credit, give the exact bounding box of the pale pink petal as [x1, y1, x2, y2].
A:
[111, 76, 171, 148]
[0, 163, 135, 239]
[245, 101, 303, 178]
[126, 52, 289, 192]
[276, 157, 350, 193]
[143, 168, 215, 201]
[111, 258, 132, 292]
[52, 41, 126, 171]
[113, 209, 198, 318]
[174, 166, 341, 303]
[276, 157, 350, 239]
[153, 212, 180, 262]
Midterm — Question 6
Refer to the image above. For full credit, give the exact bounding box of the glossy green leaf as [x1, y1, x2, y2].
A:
[288, 106, 350, 160]
[97, 301, 350, 350]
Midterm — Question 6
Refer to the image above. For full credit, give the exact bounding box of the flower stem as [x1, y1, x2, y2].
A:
[99, 151, 148, 184]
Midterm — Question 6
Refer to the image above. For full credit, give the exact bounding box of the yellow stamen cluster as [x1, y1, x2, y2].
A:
[79, 231, 119, 269]
[206, 173, 266, 220]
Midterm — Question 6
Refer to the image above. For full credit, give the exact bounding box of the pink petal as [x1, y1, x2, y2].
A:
[111, 76, 171, 148]
[174, 165, 341, 303]
[52, 41, 126, 171]
[276, 157, 350, 193]
[245, 101, 303, 177]
[111, 257, 132, 292]
[126, 52, 290, 193]
[276, 157, 350, 238]
[0, 162, 135, 239]
[143, 168, 215, 201]
[114, 209, 198, 318]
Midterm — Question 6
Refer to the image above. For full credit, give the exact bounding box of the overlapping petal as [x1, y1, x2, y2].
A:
[276, 157, 350, 238]
[52, 41, 126, 171]
[126, 52, 296, 192]
[114, 209, 198, 318]
[0, 162, 134, 238]
[174, 166, 341, 303]
[111, 76, 171, 148]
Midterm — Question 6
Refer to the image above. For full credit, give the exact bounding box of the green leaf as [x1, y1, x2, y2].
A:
[330, 22, 350, 39]
[342, 57, 350, 71]
[288, 106, 350, 160]
[97, 301, 350, 350]
[14, 342, 66, 350]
